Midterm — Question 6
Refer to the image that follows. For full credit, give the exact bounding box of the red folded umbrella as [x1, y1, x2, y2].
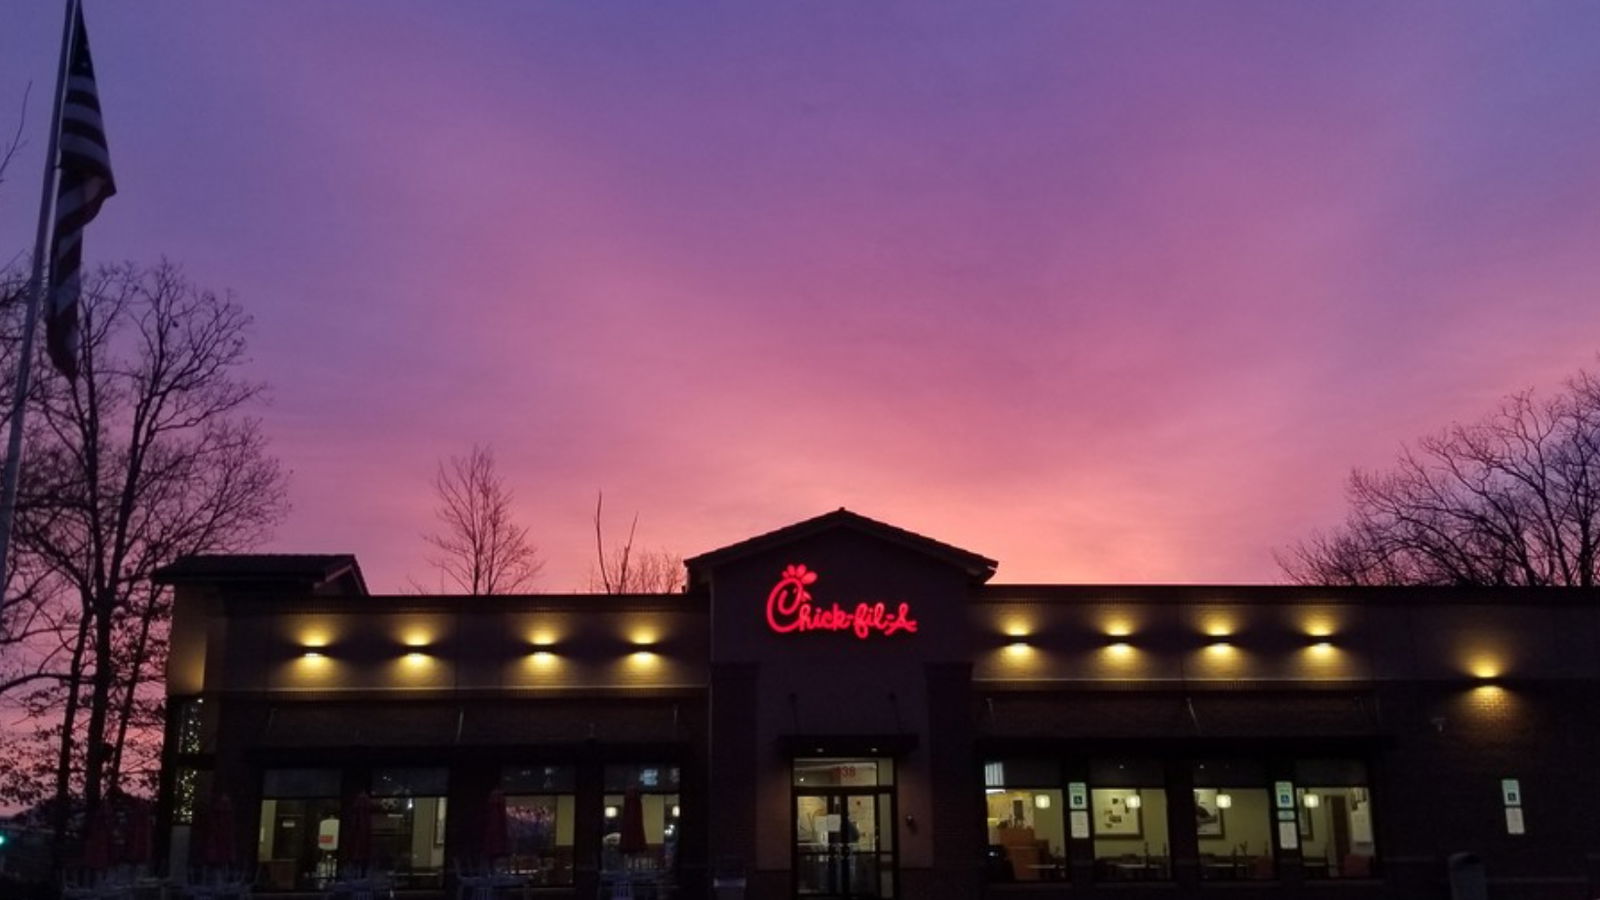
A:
[201, 792, 237, 868]
[618, 787, 647, 855]
[483, 788, 508, 860]
[343, 792, 375, 868]
[83, 805, 114, 869]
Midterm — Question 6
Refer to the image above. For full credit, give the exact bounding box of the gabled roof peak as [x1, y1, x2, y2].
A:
[685, 508, 997, 585]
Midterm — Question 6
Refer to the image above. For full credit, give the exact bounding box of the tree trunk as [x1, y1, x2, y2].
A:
[107, 589, 157, 794]
[49, 606, 91, 869]
[80, 601, 115, 813]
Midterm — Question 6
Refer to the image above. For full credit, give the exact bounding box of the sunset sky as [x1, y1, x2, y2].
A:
[3, 1, 1600, 591]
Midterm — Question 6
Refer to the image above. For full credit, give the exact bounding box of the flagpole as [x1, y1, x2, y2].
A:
[0, 0, 81, 596]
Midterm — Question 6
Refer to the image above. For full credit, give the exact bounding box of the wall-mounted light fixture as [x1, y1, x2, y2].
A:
[1125, 794, 1142, 810]
[1215, 793, 1233, 810]
[1034, 794, 1051, 809]
[1302, 793, 1320, 809]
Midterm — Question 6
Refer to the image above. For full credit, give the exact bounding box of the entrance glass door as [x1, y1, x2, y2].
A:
[793, 759, 895, 899]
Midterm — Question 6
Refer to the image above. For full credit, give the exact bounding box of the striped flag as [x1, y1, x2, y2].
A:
[47, 5, 116, 380]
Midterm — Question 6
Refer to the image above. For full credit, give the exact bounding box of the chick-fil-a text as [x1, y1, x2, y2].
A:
[765, 564, 918, 639]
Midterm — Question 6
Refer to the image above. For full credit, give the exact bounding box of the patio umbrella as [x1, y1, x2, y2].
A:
[482, 788, 509, 860]
[82, 805, 114, 869]
[343, 792, 375, 870]
[200, 792, 237, 868]
[618, 787, 647, 855]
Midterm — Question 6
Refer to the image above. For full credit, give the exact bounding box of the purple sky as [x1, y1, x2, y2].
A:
[3, 1, 1600, 591]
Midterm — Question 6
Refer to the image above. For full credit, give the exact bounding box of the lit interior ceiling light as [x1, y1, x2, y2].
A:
[1125, 794, 1142, 810]
[1034, 794, 1051, 809]
[1215, 793, 1233, 809]
[1302, 793, 1320, 809]
[605, 806, 618, 819]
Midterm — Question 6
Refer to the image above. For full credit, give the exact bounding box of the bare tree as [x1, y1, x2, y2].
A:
[589, 491, 684, 593]
[5, 261, 288, 845]
[1281, 367, 1600, 586]
[423, 444, 543, 594]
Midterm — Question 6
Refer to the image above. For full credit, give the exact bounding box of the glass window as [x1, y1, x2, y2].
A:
[370, 768, 448, 889]
[793, 758, 893, 788]
[1192, 761, 1273, 881]
[174, 697, 204, 755]
[1090, 759, 1169, 882]
[257, 769, 341, 892]
[1295, 760, 1376, 879]
[982, 760, 1064, 883]
[604, 764, 680, 792]
[601, 765, 679, 889]
[173, 767, 200, 824]
[503, 767, 575, 885]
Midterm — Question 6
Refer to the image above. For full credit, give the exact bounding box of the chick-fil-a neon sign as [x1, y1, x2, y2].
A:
[765, 564, 919, 639]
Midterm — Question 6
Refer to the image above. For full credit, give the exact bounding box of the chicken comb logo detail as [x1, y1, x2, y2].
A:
[764, 564, 918, 639]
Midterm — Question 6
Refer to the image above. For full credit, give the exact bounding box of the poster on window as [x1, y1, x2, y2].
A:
[1096, 789, 1142, 837]
[1194, 789, 1225, 838]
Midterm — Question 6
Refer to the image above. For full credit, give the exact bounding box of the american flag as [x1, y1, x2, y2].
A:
[47, 4, 116, 380]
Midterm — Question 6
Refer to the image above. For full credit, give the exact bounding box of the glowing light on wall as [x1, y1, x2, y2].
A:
[628, 627, 660, 647]
[1101, 617, 1136, 639]
[1468, 656, 1503, 680]
[765, 564, 918, 639]
[1215, 793, 1233, 809]
[402, 630, 432, 649]
[1034, 794, 1051, 809]
[529, 631, 558, 648]
[1125, 794, 1142, 810]
[1302, 793, 1320, 809]
[1301, 614, 1338, 639]
[626, 650, 661, 670]
[1106, 641, 1134, 656]
[1200, 613, 1236, 639]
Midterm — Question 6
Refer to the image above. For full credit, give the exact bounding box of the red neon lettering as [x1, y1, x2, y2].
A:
[764, 564, 919, 639]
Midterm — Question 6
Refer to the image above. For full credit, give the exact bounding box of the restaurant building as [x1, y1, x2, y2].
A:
[154, 509, 1600, 899]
